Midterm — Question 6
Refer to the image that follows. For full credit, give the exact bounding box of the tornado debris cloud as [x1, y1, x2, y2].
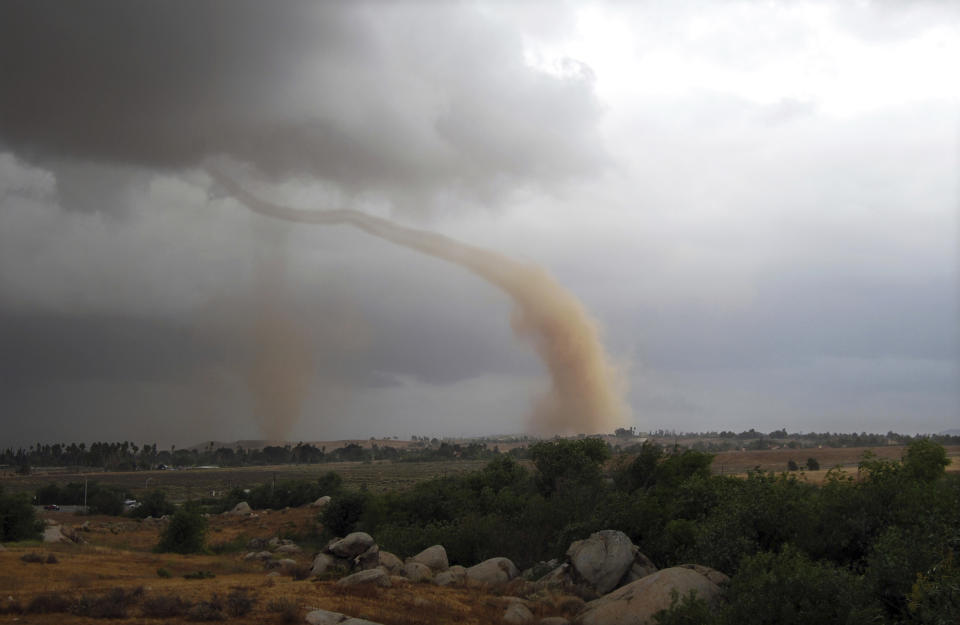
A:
[212, 171, 628, 436]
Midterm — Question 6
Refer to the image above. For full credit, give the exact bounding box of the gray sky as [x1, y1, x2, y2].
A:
[1, 1, 957, 447]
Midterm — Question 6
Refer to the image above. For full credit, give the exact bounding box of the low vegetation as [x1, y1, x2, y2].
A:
[1, 435, 956, 624]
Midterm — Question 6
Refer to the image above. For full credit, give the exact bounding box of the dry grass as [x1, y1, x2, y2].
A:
[0, 521, 522, 625]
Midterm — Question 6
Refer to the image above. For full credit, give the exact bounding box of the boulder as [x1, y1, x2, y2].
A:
[378, 550, 403, 573]
[336, 568, 392, 588]
[409, 545, 449, 571]
[306, 609, 347, 625]
[311, 552, 336, 576]
[0, 544, 5, 551]
[573, 567, 722, 625]
[247, 537, 267, 550]
[402, 562, 433, 582]
[466, 557, 520, 585]
[354, 544, 380, 571]
[275, 543, 302, 554]
[504, 602, 535, 625]
[229, 501, 251, 515]
[619, 547, 658, 585]
[342, 620, 383, 625]
[277, 558, 299, 574]
[433, 565, 467, 587]
[311, 495, 332, 508]
[567, 530, 635, 595]
[328, 532, 376, 559]
[268, 536, 281, 548]
[676, 564, 729, 586]
[540, 619, 570, 625]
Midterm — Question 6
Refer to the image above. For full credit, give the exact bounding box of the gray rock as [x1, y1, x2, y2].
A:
[247, 537, 267, 550]
[229, 501, 252, 515]
[277, 558, 299, 574]
[275, 543, 302, 554]
[540, 619, 570, 625]
[342, 620, 384, 625]
[676, 564, 729, 586]
[619, 547, 658, 585]
[0, 544, 5, 552]
[311, 552, 336, 576]
[306, 609, 347, 625]
[567, 530, 635, 595]
[466, 557, 520, 585]
[311, 495, 332, 508]
[504, 602, 535, 625]
[409, 545, 449, 571]
[574, 567, 722, 625]
[336, 568, 391, 588]
[354, 544, 380, 570]
[433, 565, 467, 587]
[328, 532, 376, 559]
[402, 562, 433, 582]
[378, 550, 403, 573]
[268, 536, 281, 548]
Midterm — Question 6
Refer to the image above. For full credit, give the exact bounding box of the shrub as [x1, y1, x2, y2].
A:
[26, 592, 73, 614]
[320, 490, 368, 537]
[156, 567, 172, 578]
[87, 486, 126, 515]
[908, 553, 960, 624]
[20, 552, 45, 563]
[787, 459, 799, 471]
[720, 546, 881, 625]
[157, 505, 207, 554]
[267, 598, 299, 624]
[142, 594, 190, 618]
[71, 587, 143, 619]
[806, 457, 820, 471]
[225, 587, 256, 617]
[0, 488, 43, 541]
[46, 553, 58, 564]
[654, 589, 717, 625]
[130, 489, 175, 518]
[184, 570, 216, 580]
[0, 598, 23, 614]
[186, 593, 225, 621]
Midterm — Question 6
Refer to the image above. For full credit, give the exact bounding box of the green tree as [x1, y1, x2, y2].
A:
[130, 489, 175, 519]
[806, 457, 820, 471]
[0, 487, 43, 541]
[529, 438, 610, 496]
[902, 439, 949, 482]
[156, 504, 207, 554]
[87, 486, 126, 515]
[320, 490, 368, 537]
[721, 546, 881, 625]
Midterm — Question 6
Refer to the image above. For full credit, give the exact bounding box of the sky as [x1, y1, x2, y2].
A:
[1, 1, 957, 447]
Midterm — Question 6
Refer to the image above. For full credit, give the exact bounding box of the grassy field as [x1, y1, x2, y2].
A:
[0, 460, 499, 502]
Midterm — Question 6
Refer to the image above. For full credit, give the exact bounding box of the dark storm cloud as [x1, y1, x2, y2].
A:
[0, 1, 605, 213]
[0, 311, 225, 387]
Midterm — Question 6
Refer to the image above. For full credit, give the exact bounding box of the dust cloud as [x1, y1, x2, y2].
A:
[211, 171, 628, 436]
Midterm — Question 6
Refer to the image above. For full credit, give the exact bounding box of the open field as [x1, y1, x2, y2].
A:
[708, 444, 960, 480]
[3, 446, 958, 502]
[0, 460, 499, 502]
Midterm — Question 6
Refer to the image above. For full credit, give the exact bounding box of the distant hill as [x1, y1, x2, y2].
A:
[940, 429, 960, 436]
